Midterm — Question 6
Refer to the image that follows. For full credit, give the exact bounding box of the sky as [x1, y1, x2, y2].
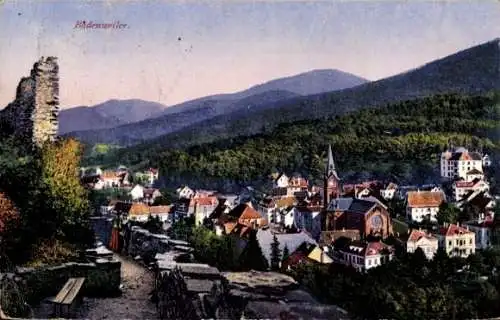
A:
[0, 1, 499, 109]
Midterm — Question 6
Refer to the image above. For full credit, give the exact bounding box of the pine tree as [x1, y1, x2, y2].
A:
[282, 245, 290, 263]
[239, 230, 269, 271]
[270, 234, 281, 270]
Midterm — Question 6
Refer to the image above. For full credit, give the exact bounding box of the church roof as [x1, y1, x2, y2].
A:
[327, 197, 385, 215]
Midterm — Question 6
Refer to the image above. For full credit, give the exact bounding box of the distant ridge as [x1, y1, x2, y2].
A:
[114, 38, 500, 151]
[58, 99, 167, 134]
[63, 69, 368, 144]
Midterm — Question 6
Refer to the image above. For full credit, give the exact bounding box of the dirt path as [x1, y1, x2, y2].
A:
[33, 254, 159, 319]
[81, 254, 158, 320]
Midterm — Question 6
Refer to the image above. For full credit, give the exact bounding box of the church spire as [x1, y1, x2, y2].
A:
[326, 144, 338, 179]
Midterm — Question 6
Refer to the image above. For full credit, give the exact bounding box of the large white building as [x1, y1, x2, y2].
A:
[335, 241, 395, 272]
[440, 147, 483, 180]
[406, 190, 446, 222]
[452, 179, 490, 203]
[436, 223, 475, 258]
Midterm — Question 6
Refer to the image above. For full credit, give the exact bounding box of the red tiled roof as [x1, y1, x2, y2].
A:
[190, 196, 218, 207]
[129, 203, 150, 215]
[149, 205, 172, 214]
[439, 224, 474, 237]
[101, 171, 120, 179]
[408, 230, 437, 242]
[455, 181, 475, 188]
[149, 168, 159, 174]
[407, 191, 445, 208]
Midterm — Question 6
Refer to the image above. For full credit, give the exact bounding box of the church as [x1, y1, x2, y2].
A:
[320, 145, 393, 242]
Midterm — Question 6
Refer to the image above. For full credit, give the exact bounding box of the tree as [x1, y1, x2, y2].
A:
[437, 203, 459, 225]
[239, 230, 269, 271]
[270, 235, 281, 270]
[41, 138, 94, 247]
[282, 245, 290, 263]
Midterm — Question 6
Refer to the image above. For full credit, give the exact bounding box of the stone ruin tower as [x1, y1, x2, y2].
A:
[0, 56, 59, 147]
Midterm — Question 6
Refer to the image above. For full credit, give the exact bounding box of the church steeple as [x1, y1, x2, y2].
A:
[325, 144, 339, 179]
[323, 144, 340, 211]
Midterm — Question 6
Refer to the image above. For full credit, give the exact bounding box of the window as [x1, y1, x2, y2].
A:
[448, 241, 452, 246]
[470, 239, 472, 245]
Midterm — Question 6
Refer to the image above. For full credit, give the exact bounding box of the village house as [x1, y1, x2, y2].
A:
[129, 184, 162, 204]
[143, 188, 162, 204]
[100, 199, 118, 215]
[271, 173, 309, 198]
[452, 179, 490, 203]
[193, 197, 219, 226]
[406, 190, 446, 223]
[380, 183, 398, 201]
[126, 202, 152, 221]
[148, 205, 173, 222]
[281, 242, 333, 271]
[436, 223, 475, 258]
[404, 229, 439, 260]
[463, 220, 495, 250]
[458, 191, 496, 216]
[176, 185, 195, 199]
[257, 228, 318, 267]
[483, 154, 492, 167]
[130, 184, 145, 201]
[147, 168, 159, 186]
[282, 202, 323, 241]
[334, 240, 395, 272]
[440, 147, 483, 180]
[213, 202, 267, 236]
[257, 198, 277, 224]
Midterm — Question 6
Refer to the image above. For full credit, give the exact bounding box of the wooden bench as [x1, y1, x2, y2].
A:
[47, 277, 85, 318]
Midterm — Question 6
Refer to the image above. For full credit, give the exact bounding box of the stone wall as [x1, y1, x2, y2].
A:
[0, 57, 59, 147]
[13, 259, 121, 303]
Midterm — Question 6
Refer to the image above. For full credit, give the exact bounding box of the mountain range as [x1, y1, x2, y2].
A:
[61, 69, 368, 142]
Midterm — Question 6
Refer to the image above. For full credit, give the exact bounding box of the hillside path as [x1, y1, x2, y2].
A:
[33, 254, 159, 320]
[81, 254, 159, 320]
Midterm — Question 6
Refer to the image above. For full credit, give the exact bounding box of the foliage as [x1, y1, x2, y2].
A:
[168, 217, 195, 241]
[292, 248, 500, 319]
[143, 215, 163, 234]
[94, 93, 500, 189]
[282, 245, 290, 263]
[238, 230, 269, 271]
[24, 239, 80, 267]
[0, 193, 20, 242]
[41, 138, 94, 247]
[0, 137, 94, 264]
[89, 188, 131, 211]
[437, 203, 460, 225]
[270, 235, 281, 270]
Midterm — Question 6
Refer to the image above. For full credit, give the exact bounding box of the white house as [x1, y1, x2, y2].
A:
[130, 184, 145, 201]
[483, 154, 492, 167]
[405, 229, 438, 260]
[335, 241, 394, 272]
[440, 147, 483, 180]
[257, 198, 277, 224]
[436, 223, 475, 258]
[453, 179, 490, 202]
[380, 183, 398, 201]
[282, 205, 322, 241]
[464, 169, 485, 182]
[147, 168, 159, 186]
[273, 173, 290, 188]
[176, 186, 195, 199]
[406, 190, 446, 222]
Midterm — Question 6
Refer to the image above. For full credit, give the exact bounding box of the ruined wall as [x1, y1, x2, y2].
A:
[0, 57, 59, 147]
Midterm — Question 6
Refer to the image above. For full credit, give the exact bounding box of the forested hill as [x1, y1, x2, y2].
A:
[88, 92, 500, 190]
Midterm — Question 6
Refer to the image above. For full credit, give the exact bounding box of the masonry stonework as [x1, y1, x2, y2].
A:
[0, 57, 59, 147]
